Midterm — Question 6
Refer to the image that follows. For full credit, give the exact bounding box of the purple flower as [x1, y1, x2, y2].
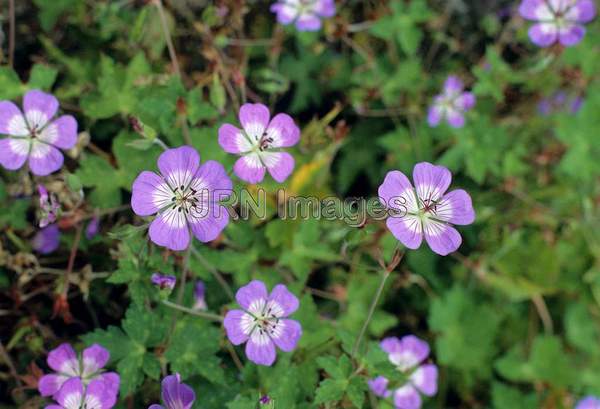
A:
[224, 280, 302, 366]
[378, 162, 475, 256]
[519, 0, 596, 47]
[270, 0, 336, 31]
[577, 397, 600, 409]
[148, 373, 195, 409]
[44, 376, 119, 409]
[131, 146, 232, 251]
[151, 273, 176, 291]
[193, 280, 207, 310]
[368, 336, 438, 409]
[538, 91, 583, 116]
[218, 103, 300, 184]
[260, 395, 272, 405]
[38, 184, 60, 228]
[86, 216, 100, 239]
[32, 225, 61, 254]
[427, 76, 476, 128]
[0, 89, 78, 176]
[38, 343, 119, 403]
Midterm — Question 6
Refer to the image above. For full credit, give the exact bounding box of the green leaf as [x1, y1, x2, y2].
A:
[314, 378, 347, 404]
[28, 64, 58, 90]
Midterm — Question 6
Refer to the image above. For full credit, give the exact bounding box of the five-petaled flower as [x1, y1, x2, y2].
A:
[368, 336, 438, 409]
[427, 76, 476, 129]
[32, 224, 61, 255]
[519, 0, 596, 47]
[148, 373, 195, 409]
[131, 146, 232, 251]
[378, 162, 475, 256]
[151, 273, 177, 291]
[218, 103, 300, 184]
[44, 376, 119, 409]
[38, 343, 119, 403]
[270, 0, 336, 31]
[224, 280, 302, 366]
[0, 89, 78, 175]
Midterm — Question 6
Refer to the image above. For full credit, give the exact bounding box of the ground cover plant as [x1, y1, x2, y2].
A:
[1, 0, 600, 408]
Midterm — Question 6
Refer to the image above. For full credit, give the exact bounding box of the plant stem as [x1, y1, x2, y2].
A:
[8, 0, 15, 68]
[191, 247, 235, 300]
[162, 300, 223, 322]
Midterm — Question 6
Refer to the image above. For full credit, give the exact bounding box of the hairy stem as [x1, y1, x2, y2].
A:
[162, 300, 223, 322]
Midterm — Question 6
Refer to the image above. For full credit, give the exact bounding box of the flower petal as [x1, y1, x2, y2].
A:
[162, 374, 195, 409]
[413, 162, 452, 203]
[224, 310, 253, 345]
[379, 170, 419, 214]
[192, 160, 233, 199]
[38, 374, 68, 397]
[239, 103, 270, 140]
[0, 138, 30, 171]
[234, 153, 266, 184]
[271, 318, 302, 352]
[23, 90, 59, 130]
[245, 332, 277, 366]
[435, 189, 475, 225]
[0, 101, 28, 136]
[28, 141, 64, 176]
[393, 384, 421, 409]
[559, 24, 586, 46]
[188, 203, 229, 242]
[81, 344, 109, 377]
[528, 22, 558, 47]
[148, 207, 190, 251]
[235, 280, 268, 312]
[368, 376, 391, 398]
[47, 343, 79, 375]
[296, 13, 322, 31]
[382, 335, 430, 371]
[38, 115, 78, 149]
[85, 377, 116, 409]
[576, 396, 600, 409]
[446, 109, 465, 128]
[315, 0, 336, 17]
[99, 372, 120, 405]
[131, 171, 173, 217]
[263, 151, 295, 183]
[218, 123, 253, 153]
[157, 146, 200, 191]
[427, 105, 443, 127]
[423, 219, 462, 256]
[410, 364, 438, 396]
[148, 406, 166, 409]
[265, 113, 300, 148]
[443, 76, 463, 95]
[566, 0, 596, 22]
[32, 225, 61, 254]
[385, 215, 423, 250]
[268, 284, 299, 317]
[55, 377, 84, 408]
[456, 92, 476, 111]
[270, 2, 299, 24]
[518, 0, 550, 20]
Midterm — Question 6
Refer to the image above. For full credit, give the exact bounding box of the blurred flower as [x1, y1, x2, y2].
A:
[45, 376, 119, 409]
[519, 0, 596, 47]
[32, 225, 60, 255]
[368, 336, 438, 409]
[576, 396, 600, 409]
[0, 89, 78, 176]
[218, 103, 300, 184]
[148, 373, 195, 409]
[224, 280, 302, 366]
[270, 0, 336, 31]
[151, 273, 176, 291]
[130, 146, 232, 251]
[427, 76, 476, 128]
[38, 343, 119, 403]
[378, 162, 475, 256]
[193, 280, 207, 310]
[538, 91, 583, 116]
[85, 216, 100, 240]
[38, 184, 60, 228]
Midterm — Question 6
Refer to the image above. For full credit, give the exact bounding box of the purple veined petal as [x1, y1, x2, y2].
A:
[443, 76, 463, 96]
[271, 318, 302, 352]
[263, 151, 295, 183]
[148, 406, 166, 409]
[518, 0, 550, 20]
[161, 373, 195, 409]
[267, 284, 300, 317]
[23, 90, 59, 130]
[38, 115, 78, 150]
[245, 331, 277, 366]
[224, 310, 253, 345]
[45, 405, 64, 409]
[446, 109, 466, 128]
[188, 203, 229, 243]
[28, 141, 64, 176]
[265, 113, 300, 148]
[380, 337, 402, 354]
[368, 376, 391, 398]
[386, 215, 423, 250]
[131, 171, 173, 217]
[410, 364, 438, 397]
[378, 170, 419, 214]
[566, 0, 596, 22]
[423, 219, 462, 256]
[32, 225, 61, 254]
[384, 335, 430, 371]
[84, 377, 115, 409]
[314, 0, 336, 17]
[270, 2, 300, 25]
[239, 103, 270, 140]
[54, 377, 84, 408]
[157, 146, 200, 191]
[47, 343, 79, 375]
[235, 280, 269, 312]
[81, 344, 109, 377]
[233, 153, 266, 184]
[38, 374, 68, 397]
[191, 160, 233, 200]
[218, 123, 253, 154]
[393, 384, 422, 409]
[0, 137, 30, 171]
[435, 189, 475, 225]
[296, 12, 322, 31]
[576, 396, 600, 409]
[456, 92, 476, 111]
[528, 22, 558, 47]
[427, 105, 443, 127]
[558, 24, 586, 46]
[413, 162, 452, 203]
[148, 208, 191, 251]
[0, 101, 29, 136]
[98, 372, 120, 405]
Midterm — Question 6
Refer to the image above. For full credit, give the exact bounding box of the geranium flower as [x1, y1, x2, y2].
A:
[45, 377, 118, 409]
[378, 162, 475, 256]
[224, 280, 302, 366]
[131, 146, 232, 251]
[38, 184, 60, 228]
[193, 281, 207, 310]
[270, 0, 336, 31]
[519, 0, 596, 47]
[368, 336, 438, 409]
[148, 373, 195, 409]
[151, 273, 176, 291]
[427, 76, 476, 129]
[0, 89, 78, 175]
[32, 225, 61, 255]
[38, 343, 119, 402]
[577, 397, 600, 409]
[218, 103, 300, 184]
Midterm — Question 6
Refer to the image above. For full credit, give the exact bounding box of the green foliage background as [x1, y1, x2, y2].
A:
[1, 0, 600, 408]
